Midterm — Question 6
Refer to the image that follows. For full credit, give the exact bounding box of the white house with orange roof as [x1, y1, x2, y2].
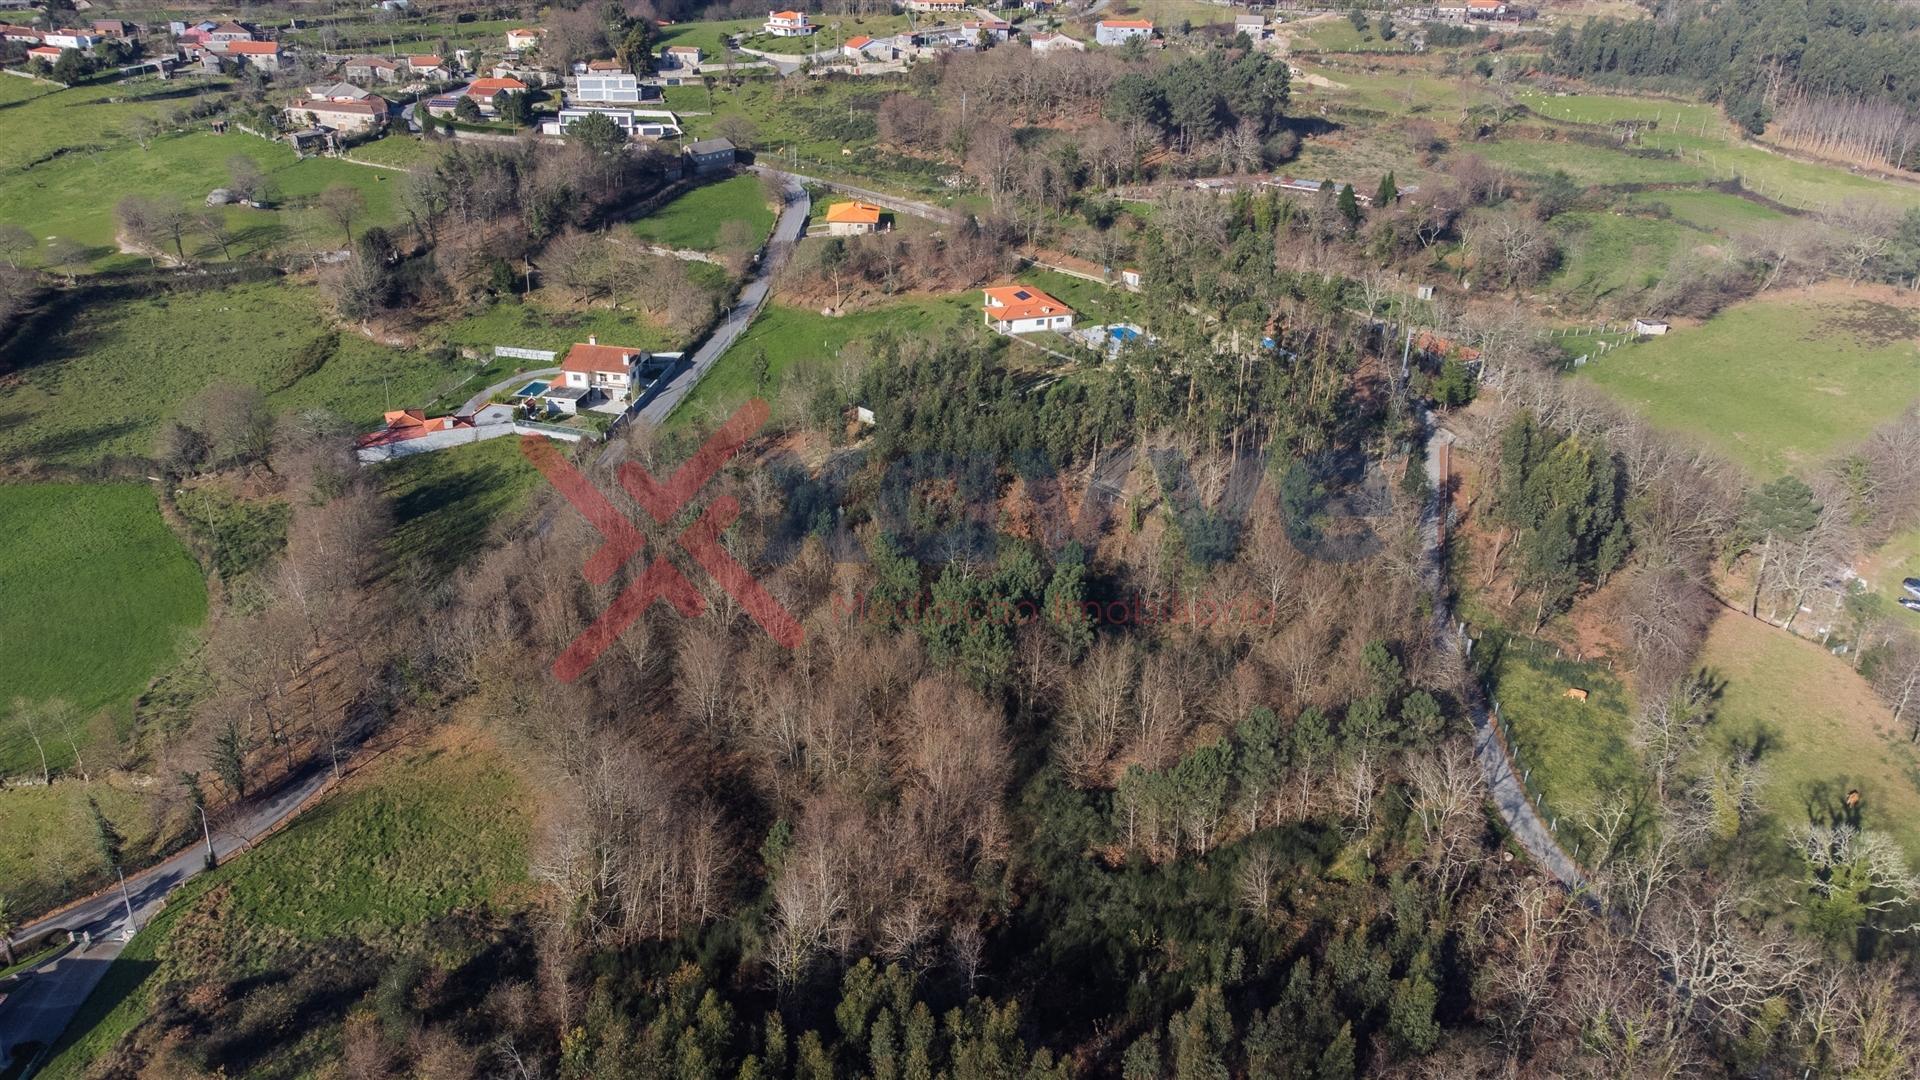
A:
[506, 27, 544, 50]
[559, 337, 649, 401]
[983, 284, 1074, 334]
[764, 10, 817, 36]
[1094, 18, 1153, 46]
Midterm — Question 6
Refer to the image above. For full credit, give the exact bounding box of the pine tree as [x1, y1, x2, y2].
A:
[1316, 1022, 1356, 1080]
[1374, 171, 1398, 208]
[1336, 184, 1362, 227]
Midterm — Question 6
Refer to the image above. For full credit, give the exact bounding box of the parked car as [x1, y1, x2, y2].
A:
[1903, 576, 1920, 599]
[1901, 597, 1920, 613]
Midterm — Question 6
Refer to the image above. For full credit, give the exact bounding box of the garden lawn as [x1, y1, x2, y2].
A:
[675, 295, 976, 425]
[657, 17, 764, 58]
[0, 128, 404, 270]
[1698, 612, 1920, 860]
[0, 484, 206, 776]
[0, 278, 471, 465]
[344, 132, 440, 169]
[632, 174, 774, 251]
[1489, 641, 1645, 853]
[37, 729, 533, 1079]
[1019, 268, 1143, 326]
[377, 434, 543, 578]
[1579, 287, 1920, 476]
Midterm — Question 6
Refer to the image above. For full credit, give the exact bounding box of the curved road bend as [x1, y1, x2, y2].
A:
[1421, 418, 1589, 893]
[0, 763, 334, 1072]
[637, 172, 810, 426]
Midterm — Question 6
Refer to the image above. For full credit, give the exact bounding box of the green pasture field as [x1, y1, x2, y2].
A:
[1488, 642, 1645, 850]
[0, 278, 470, 465]
[0, 779, 188, 919]
[0, 131, 405, 270]
[0, 484, 206, 776]
[1548, 211, 1694, 308]
[377, 433, 543, 578]
[675, 294, 976, 425]
[1467, 138, 1711, 187]
[343, 132, 441, 170]
[0, 74, 232, 172]
[633, 174, 775, 251]
[1512, 85, 1920, 212]
[1292, 64, 1489, 117]
[38, 732, 533, 1079]
[1286, 15, 1409, 53]
[1622, 189, 1790, 235]
[1698, 612, 1920, 861]
[1579, 289, 1920, 476]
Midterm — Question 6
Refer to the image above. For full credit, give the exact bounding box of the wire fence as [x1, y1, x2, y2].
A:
[1466, 625, 1597, 872]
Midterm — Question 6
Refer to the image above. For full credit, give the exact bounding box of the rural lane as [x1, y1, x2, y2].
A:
[0, 763, 335, 1072]
[636, 172, 809, 426]
[1421, 418, 1589, 893]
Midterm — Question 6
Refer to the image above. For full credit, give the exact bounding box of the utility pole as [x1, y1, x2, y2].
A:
[115, 865, 135, 929]
[197, 802, 215, 868]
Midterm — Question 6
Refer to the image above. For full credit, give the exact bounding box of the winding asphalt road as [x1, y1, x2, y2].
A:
[0, 764, 334, 1072]
[636, 172, 809, 426]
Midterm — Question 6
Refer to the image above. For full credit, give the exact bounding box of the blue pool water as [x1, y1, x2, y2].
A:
[515, 380, 550, 397]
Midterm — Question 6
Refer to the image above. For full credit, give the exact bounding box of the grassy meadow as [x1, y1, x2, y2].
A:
[1579, 288, 1920, 476]
[675, 294, 976, 425]
[1698, 613, 1920, 860]
[1548, 211, 1693, 308]
[1488, 643, 1644, 850]
[0, 77, 405, 269]
[0, 776, 189, 918]
[0, 277, 472, 465]
[38, 730, 534, 1079]
[632, 174, 776, 251]
[0, 484, 206, 776]
[377, 434, 543, 579]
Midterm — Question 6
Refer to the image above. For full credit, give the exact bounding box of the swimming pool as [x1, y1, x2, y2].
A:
[515, 380, 550, 397]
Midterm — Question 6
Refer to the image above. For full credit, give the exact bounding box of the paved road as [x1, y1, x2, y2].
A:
[766, 166, 961, 225]
[0, 764, 334, 1072]
[636, 172, 809, 426]
[1420, 419, 1588, 892]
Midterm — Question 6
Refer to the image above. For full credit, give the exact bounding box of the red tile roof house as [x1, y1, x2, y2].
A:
[982, 284, 1075, 334]
[1, 25, 42, 43]
[354, 408, 472, 449]
[559, 337, 647, 402]
[462, 76, 528, 115]
[226, 39, 282, 71]
[26, 44, 61, 63]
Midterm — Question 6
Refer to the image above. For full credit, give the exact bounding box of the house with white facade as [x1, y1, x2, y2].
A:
[1028, 32, 1085, 54]
[574, 70, 647, 104]
[559, 338, 649, 401]
[983, 284, 1075, 334]
[1094, 19, 1153, 46]
[764, 10, 817, 36]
